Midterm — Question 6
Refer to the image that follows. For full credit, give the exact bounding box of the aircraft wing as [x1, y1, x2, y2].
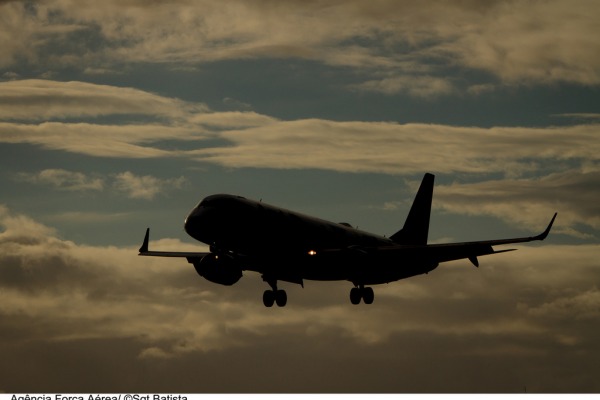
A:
[422, 212, 557, 266]
[137, 228, 210, 260]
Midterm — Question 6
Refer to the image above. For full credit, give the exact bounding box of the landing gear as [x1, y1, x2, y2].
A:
[263, 289, 287, 307]
[349, 285, 375, 305]
[262, 277, 287, 307]
[350, 287, 361, 304]
[363, 287, 374, 304]
[263, 290, 275, 307]
[276, 289, 287, 306]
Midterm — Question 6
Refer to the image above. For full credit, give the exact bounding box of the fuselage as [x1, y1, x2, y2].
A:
[183, 194, 412, 283]
[184, 194, 394, 253]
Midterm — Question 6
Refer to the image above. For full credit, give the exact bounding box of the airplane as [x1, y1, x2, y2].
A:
[139, 173, 557, 307]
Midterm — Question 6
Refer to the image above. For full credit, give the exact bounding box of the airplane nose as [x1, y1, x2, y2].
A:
[184, 205, 217, 243]
[184, 207, 202, 236]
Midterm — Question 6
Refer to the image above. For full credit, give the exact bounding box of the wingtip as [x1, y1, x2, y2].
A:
[139, 228, 150, 253]
[536, 212, 557, 241]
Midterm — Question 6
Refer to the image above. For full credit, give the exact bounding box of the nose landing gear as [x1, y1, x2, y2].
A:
[350, 285, 374, 305]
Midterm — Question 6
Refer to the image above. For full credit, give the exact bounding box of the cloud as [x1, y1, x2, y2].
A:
[467, 83, 496, 96]
[0, 79, 597, 179]
[350, 75, 456, 98]
[0, 121, 195, 158]
[554, 113, 600, 121]
[222, 97, 252, 111]
[189, 111, 278, 128]
[1, 71, 20, 80]
[0, 80, 280, 159]
[524, 288, 600, 320]
[195, 119, 600, 176]
[0, 79, 208, 121]
[0, 2, 49, 68]
[433, 170, 600, 236]
[17, 169, 187, 200]
[0, 80, 597, 235]
[46, 211, 132, 223]
[0, 81, 209, 177]
[1, 205, 600, 391]
[444, 0, 600, 85]
[113, 171, 186, 200]
[1, 81, 598, 201]
[18, 168, 104, 191]
[3, 1, 600, 88]
[0, 204, 56, 244]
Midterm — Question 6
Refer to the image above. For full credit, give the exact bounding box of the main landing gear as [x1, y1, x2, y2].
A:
[350, 285, 374, 305]
[263, 289, 287, 307]
[262, 278, 287, 307]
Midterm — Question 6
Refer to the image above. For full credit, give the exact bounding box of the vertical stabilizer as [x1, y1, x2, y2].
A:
[390, 173, 434, 245]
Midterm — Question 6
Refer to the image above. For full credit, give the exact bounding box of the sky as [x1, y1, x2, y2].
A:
[0, 0, 599, 393]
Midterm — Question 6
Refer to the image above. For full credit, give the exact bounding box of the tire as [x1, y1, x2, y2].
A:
[362, 287, 374, 304]
[350, 287, 361, 305]
[263, 290, 275, 307]
[275, 290, 287, 307]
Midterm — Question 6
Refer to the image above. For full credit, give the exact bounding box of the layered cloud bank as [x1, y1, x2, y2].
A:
[194, 120, 599, 175]
[0, 205, 598, 391]
[2, 80, 598, 175]
[2, 79, 598, 236]
[2, 1, 600, 90]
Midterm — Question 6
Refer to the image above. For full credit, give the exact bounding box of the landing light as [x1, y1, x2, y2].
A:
[308, 250, 317, 256]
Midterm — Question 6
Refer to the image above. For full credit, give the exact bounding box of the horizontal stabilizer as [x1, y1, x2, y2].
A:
[138, 228, 210, 260]
[418, 213, 555, 266]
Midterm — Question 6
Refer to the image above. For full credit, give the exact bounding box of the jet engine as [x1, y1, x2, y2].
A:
[192, 253, 242, 286]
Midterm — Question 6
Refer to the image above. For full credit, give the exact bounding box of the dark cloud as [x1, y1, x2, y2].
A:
[0, 206, 599, 392]
[2, 1, 599, 88]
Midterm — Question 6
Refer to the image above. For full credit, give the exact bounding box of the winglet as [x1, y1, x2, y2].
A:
[139, 228, 150, 253]
[534, 213, 557, 241]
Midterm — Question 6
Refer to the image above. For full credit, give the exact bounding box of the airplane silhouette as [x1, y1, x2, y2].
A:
[139, 173, 557, 307]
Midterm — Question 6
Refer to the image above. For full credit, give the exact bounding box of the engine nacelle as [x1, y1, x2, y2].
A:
[192, 253, 242, 286]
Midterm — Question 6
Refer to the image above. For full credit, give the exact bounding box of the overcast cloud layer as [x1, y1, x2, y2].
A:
[1, 206, 599, 392]
[1, 0, 599, 393]
[2, 0, 600, 88]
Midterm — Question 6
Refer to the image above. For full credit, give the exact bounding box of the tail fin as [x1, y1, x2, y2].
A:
[390, 173, 434, 245]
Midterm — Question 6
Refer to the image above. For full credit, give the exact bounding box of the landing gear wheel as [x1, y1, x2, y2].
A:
[275, 290, 287, 307]
[263, 290, 275, 307]
[349, 286, 375, 304]
[362, 287, 374, 304]
[263, 289, 287, 307]
[350, 287, 361, 305]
